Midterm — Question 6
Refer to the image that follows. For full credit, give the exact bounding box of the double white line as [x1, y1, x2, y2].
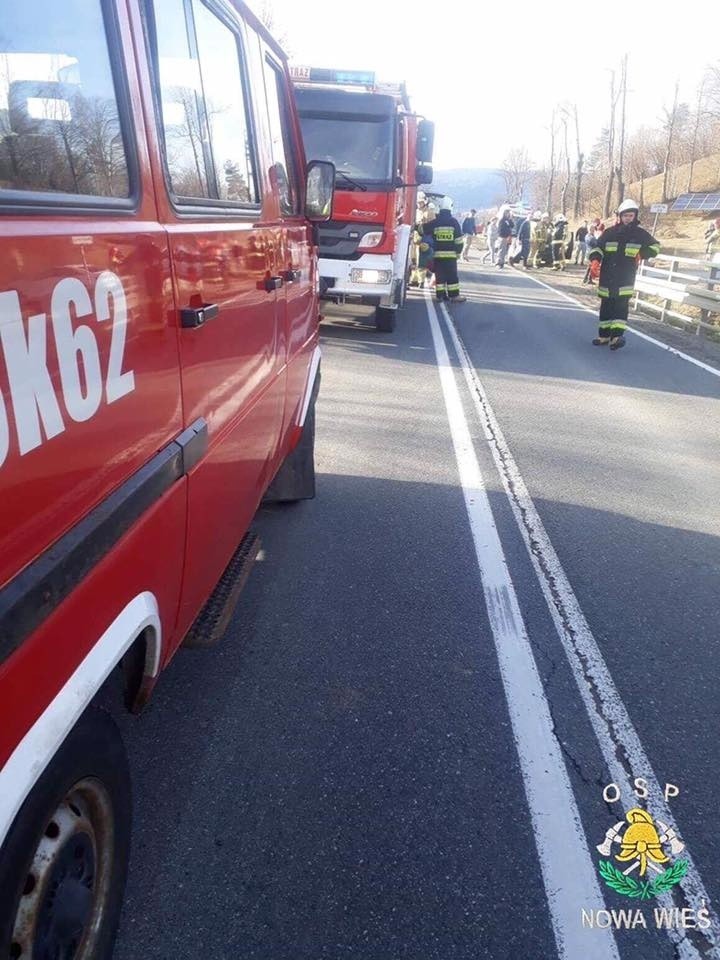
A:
[425, 295, 719, 959]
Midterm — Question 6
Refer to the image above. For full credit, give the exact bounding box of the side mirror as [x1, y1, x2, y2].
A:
[416, 120, 434, 163]
[305, 160, 335, 222]
[415, 164, 433, 185]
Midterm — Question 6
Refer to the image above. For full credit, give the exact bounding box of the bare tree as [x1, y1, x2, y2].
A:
[501, 147, 532, 202]
[254, 1, 292, 54]
[559, 116, 571, 217]
[546, 109, 558, 215]
[614, 54, 628, 207]
[603, 70, 618, 219]
[706, 60, 720, 119]
[686, 73, 708, 192]
[660, 80, 680, 203]
[571, 104, 584, 220]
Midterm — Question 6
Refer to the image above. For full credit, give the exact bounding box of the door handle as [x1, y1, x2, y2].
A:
[281, 268, 302, 283]
[263, 275, 284, 292]
[180, 303, 220, 328]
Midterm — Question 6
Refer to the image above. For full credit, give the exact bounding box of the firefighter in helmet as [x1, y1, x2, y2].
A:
[423, 196, 466, 303]
[530, 213, 551, 268]
[551, 214, 568, 270]
[587, 199, 660, 350]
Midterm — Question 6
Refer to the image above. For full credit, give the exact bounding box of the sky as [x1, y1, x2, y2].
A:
[251, 0, 717, 171]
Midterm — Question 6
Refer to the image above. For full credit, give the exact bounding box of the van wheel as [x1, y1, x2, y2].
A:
[264, 375, 319, 503]
[0, 709, 131, 960]
[375, 306, 396, 333]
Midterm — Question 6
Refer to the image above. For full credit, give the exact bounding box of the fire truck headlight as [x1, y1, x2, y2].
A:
[358, 231, 384, 249]
[350, 268, 392, 284]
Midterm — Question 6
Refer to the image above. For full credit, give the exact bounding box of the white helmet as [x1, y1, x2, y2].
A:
[417, 191, 426, 202]
[618, 198, 639, 215]
[532, 210, 542, 220]
[440, 196, 453, 210]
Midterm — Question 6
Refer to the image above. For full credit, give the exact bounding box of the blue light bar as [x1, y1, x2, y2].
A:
[291, 65, 375, 86]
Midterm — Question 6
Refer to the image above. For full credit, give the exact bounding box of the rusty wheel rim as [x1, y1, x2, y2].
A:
[10, 779, 114, 960]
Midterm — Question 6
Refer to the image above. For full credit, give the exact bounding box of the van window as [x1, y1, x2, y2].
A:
[0, 1, 130, 199]
[150, 0, 257, 205]
[263, 57, 298, 216]
[150, 0, 211, 199]
[192, 0, 256, 203]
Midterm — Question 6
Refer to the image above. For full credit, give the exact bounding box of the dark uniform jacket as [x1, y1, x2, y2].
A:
[424, 210, 464, 259]
[517, 218, 532, 241]
[498, 214, 514, 239]
[588, 221, 660, 297]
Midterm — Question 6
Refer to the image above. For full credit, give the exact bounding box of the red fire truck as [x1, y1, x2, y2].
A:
[292, 67, 434, 332]
[0, 1, 333, 956]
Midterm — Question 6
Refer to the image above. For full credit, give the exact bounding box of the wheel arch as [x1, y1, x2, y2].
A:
[0, 592, 161, 850]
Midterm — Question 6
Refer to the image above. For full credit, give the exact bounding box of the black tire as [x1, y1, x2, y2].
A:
[0, 709, 131, 960]
[263, 372, 319, 503]
[399, 257, 411, 308]
[397, 275, 407, 308]
[375, 306, 396, 333]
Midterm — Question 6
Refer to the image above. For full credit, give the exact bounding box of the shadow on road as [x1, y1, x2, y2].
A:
[114, 470, 720, 960]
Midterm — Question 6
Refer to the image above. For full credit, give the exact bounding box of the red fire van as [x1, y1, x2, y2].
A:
[0, 1, 333, 956]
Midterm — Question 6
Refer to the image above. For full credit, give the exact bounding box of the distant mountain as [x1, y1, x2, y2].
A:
[429, 168, 509, 212]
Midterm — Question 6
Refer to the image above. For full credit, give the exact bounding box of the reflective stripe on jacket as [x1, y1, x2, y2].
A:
[588, 221, 660, 297]
[424, 210, 464, 259]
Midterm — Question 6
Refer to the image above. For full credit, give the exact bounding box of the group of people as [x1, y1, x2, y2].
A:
[409, 193, 660, 352]
[462, 208, 606, 272]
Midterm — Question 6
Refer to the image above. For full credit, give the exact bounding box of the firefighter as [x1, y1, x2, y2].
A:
[530, 213, 551, 267]
[551, 215, 568, 270]
[424, 196, 466, 302]
[588, 198, 660, 350]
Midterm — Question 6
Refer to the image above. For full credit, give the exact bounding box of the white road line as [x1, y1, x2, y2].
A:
[516, 268, 720, 380]
[439, 302, 720, 958]
[424, 296, 619, 960]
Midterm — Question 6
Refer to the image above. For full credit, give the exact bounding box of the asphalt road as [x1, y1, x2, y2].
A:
[115, 262, 720, 960]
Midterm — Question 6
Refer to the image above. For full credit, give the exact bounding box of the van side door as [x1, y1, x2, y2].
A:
[252, 39, 317, 446]
[141, 0, 285, 638]
[0, 0, 186, 724]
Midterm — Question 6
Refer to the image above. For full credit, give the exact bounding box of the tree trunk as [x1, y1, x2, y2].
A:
[560, 119, 571, 217]
[546, 111, 557, 214]
[616, 55, 628, 207]
[603, 70, 617, 219]
[661, 81, 680, 203]
[603, 170, 615, 220]
[573, 105, 583, 220]
[686, 77, 706, 193]
[614, 167, 625, 210]
[574, 157, 584, 220]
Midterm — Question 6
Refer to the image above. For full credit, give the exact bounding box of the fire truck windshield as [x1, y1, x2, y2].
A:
[298, 114, 394, 187]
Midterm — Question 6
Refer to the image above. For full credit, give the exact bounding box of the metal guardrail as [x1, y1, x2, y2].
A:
[634, 254, 720, 335]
